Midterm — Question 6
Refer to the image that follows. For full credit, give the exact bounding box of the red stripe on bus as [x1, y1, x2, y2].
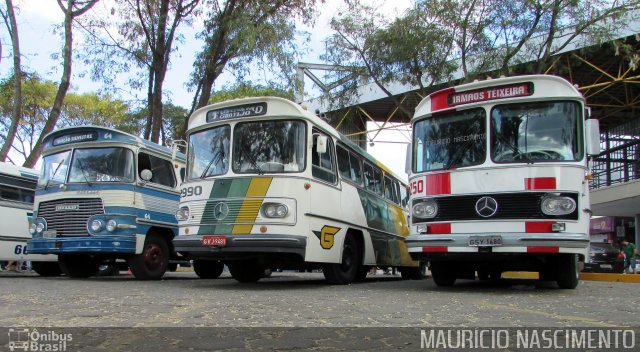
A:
[422, 246, 448, 253]
[527, 246, 559, 253]
[430, 88, 455, 111]
[524, 177, 556, 190]
[425, 173, 451, 195]
[525, 222, 555, 233]
[429, 223, 451, 234]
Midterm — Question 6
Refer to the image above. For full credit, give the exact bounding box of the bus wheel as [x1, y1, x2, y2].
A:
[193, 260, 224, 279]
[31, 261, 62, 277]
[323, 235, 360, 285]
[401, 263, 426, 280]
[59, 255, 99, 278]
[228, 260, 264, 283]
[128, 235, 169, 280]
[556, 254, 579, 289]
[430, 261, 457, 287]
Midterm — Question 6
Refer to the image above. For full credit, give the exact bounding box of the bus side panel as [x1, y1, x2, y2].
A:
[0, 202, 55, 261]
[304, 180, 343, 264]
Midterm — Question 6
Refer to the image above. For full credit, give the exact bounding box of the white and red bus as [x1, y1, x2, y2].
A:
[406, 75, 600, 289]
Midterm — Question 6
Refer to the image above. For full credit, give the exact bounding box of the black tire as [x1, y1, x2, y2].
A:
[127, 235, 169, 280]
[228, 260, 264, 283]
[401, 262, 427, 280]
[59, 254, 99, 278]
[168, 263, 178, 272]
[354, 266, 370, 282]
[556, 254, 579, 289]
[193, 260, 224, 279]
[430, 261, 457, 287]
[31, 261, 62, 277]
[322, 235, 361, 285]
[97, 262, 120, 276]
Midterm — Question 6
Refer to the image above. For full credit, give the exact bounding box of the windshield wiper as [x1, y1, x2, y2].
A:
[494, 133, 534, 164]
[240, 144, 264, 175]
[44, 158, 65, 190]
[76, 159, 93, 187]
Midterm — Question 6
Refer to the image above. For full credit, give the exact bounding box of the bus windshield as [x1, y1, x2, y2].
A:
[187, 125, 231, 180]
[413, 108, 486, 172]
[68, 147, 134, 183]
[232, 120, 306, 174]
[491, 101, 583, 163]
[38, 151, 70, 187]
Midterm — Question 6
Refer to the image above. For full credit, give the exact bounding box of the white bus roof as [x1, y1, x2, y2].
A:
[413, 75, 584, 120]
[188, 97, 407, 183]
[0, 161, 38, 180]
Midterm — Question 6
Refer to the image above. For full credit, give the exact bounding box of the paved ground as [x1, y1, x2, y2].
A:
[1, 270, 639, 351]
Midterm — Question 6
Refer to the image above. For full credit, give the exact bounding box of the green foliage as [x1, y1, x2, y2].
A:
[208, 82, 293, 104]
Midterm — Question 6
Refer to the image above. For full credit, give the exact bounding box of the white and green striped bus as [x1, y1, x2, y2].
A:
[173, 97, 423, 284]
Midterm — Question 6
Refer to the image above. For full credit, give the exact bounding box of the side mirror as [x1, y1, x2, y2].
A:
[140, 169, 153, 182]
[316, 135, 328, 154]
[585, 119, 600, 156]
[405, 143, 412, 175]
[179, 168, 185, 183]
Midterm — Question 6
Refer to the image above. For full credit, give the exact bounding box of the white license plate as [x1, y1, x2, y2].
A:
[600, 264, 612, 269]
[42, 230, 57, 238]
[469, 235, 503, 247]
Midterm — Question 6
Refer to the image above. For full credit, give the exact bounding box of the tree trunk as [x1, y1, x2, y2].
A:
[23, 0, 98, 167]
[0, 0, 22, 162]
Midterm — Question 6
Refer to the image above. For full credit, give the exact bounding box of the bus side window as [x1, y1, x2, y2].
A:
[312, 132, 337, 184]
[336, 145, 351, 181]
[0, 184, 21, 202]
[364, 162, 381, 194]
[384, 176, 394, 201]
[349, 152, 362, 184]
[139, 153, 176, 188]
[399, 184, 409, 208]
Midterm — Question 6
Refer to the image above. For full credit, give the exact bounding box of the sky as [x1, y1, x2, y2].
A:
[0, 0, 413, 178]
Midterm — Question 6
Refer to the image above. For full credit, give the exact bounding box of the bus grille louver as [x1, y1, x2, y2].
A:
[37, 198, 104, 236]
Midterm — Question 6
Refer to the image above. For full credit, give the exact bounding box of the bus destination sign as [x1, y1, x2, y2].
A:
[448, 83, 533, 106]
[206, 102, 267, 122]
[52, 131, 99, 146]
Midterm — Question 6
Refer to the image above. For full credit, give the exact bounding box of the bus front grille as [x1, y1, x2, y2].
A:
[37, 198, 104, 236]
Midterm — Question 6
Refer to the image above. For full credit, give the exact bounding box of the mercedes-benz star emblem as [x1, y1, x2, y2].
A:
[213, 202, 229, 220]
[475, 196, 498, 218]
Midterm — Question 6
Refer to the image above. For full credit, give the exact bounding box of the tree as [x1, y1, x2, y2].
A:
[187, 0, 318, 126]
[0, 0, 22, 162]
[23, 0, 99, 168]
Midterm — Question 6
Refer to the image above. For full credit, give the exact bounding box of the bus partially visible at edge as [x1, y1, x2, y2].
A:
[405, 75, 600, 289]
[26, 126, 186, 280]
[0, 162, 60, 275]
[173, 96, 423, 284]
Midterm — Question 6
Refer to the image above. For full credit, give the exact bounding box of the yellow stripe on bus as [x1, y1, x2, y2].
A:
[231, 177, 273, 234]
[388, 204, 410, 236]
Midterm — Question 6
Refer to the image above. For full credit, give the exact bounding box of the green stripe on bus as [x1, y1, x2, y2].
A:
[227, 178, 252, 197]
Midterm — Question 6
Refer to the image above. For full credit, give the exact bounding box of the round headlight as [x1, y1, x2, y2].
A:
[35, 222, 45, 234]
[29, 223, 37, 235]
[262, 203, 288, 218]
[175, 207, 190, 221]
[541, 196, 576, 215]
[91, 219, 104, 232]
[106, 219, 118, 232]
[412, 199, 438, 219]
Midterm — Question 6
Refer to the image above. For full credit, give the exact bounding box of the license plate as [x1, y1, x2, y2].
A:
[42, 230, 57, 238]
[469, 235, 503, 246]
[600, 264, 612, 269]
[202, 235, 227, 247]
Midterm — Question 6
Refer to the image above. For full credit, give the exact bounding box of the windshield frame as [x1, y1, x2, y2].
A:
[38, 150, 71, 188]
[490, 100, 584, 164]
[232, 118, 307, 175]
[67, 146, 135, 184]
[186, 124, 231, 181]
[412, 107, 487, 173]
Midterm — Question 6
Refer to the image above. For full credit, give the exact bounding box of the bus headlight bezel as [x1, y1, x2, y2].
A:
[261, 203, 288, 218]
[106, 219, 118, 232]
[35, 222, 45, 234]
[412, 199, 438, 219]
[175, 207, 190, 221]
[541, 195, 576, 216]
[29, 223, 37, 235]
[91, 219, 104, 232]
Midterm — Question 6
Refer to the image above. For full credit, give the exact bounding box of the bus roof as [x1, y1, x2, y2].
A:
[189, 97, 406, 183]
[0, 161, 38, 180]
[413, 75, 584, 120]
[42, 126, 185, 161]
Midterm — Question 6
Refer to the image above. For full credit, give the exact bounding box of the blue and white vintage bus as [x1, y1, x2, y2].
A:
[0, 161, 60, 276]
[27, 126, 186, 280]
[173, 97, 423, 284]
